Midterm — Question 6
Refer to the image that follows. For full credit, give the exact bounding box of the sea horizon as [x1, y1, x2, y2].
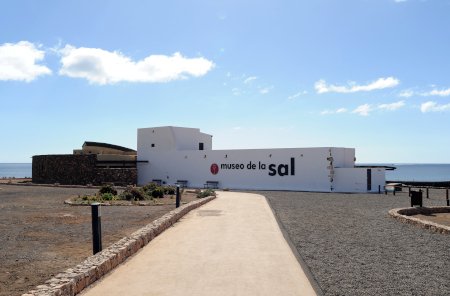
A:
[1, 163, 450, 181]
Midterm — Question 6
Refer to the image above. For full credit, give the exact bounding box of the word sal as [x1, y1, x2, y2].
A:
[218, 158, 295, 176]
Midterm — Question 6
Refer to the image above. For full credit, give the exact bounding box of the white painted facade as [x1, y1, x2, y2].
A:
[137, 126, 385, 193]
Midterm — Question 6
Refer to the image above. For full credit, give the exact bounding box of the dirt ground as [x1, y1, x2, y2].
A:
[0, 185, 197, 296]
[413, 213, 450, 227]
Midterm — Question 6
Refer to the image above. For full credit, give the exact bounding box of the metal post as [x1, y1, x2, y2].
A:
[91, 203, 102, 255]
[446, 189, 449, 206]
[408, 187, 411, 197]
[426, 188, 429, 199]
[378, 185, 381, 194]
[176, 185, 181, 208]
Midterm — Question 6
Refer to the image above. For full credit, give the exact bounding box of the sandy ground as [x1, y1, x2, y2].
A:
[0, 185, 196, 296]
[413, 213, 450, 226]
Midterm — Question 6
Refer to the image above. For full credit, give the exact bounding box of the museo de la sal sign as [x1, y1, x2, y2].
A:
[210, 158, 295, 177]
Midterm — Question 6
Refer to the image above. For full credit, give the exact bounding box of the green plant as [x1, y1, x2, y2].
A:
[99, 184, 117, 196]
[197, 189, 216, 198]
[120, 186, 147, 201]
[101, 192, 115, 201]
[164, 186, 176, 195]
[142, 182, 158, 193]
[151, 187, 164, 198]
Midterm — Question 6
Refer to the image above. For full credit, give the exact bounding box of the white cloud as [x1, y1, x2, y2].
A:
[352, 104, 372, 116]
[243, 76, 257, 84]
[420, 101, 450, 113]
[259, 86, 273, 94]
[287, 90, 308, 100]
[422, 88, 450, 97]
[399, 89, 414, 97]
[0, 41, 52, 82]
[320, 108, 348, 115]
[378, 100, 405, 111]
[395, 0, 407, 2]
[315, 77, 400, 94]
[59, 45, 214, 85]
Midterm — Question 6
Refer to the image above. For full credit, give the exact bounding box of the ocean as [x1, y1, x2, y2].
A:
[383, 163, 450, 182]
[1, 163, 450, 182]
[0, 163, 32, 178]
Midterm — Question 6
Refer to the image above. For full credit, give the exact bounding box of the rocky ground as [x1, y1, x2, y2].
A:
[262, 189, 450, 296]
[0, 185, 194, 296]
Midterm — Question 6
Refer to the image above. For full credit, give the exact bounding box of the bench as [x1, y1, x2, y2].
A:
[204, 181, 219, 189]
[152, 179, 162, 186]
[175, 180, 188, 188]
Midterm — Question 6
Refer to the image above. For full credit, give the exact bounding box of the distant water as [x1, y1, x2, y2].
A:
[1, 163, 449, 182]
[0, 163, 32, 178]
[364, 163, 450, 182]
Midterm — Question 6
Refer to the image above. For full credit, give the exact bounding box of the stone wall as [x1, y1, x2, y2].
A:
[389, 206, 450, 234]
[32, 155, 137, 186]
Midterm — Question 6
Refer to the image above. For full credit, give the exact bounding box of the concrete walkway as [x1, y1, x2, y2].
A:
[80, 191, 317, 296]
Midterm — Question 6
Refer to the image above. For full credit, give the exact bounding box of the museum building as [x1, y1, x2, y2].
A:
[137, 126, 385, 192]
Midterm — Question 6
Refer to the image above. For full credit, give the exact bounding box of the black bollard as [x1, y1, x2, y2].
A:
[91, 203, 102, 255]
[408, 187, 411, 197]
[176, 185, 181, 208]
[378, 185, 381, 194]
[426, 188, 429, 199]
[446, 189, 449, 206]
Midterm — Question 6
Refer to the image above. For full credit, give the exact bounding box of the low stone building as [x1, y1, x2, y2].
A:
[32, 142, 139, 185]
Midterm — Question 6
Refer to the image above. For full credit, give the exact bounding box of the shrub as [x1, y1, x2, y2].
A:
[197, 189, 216, 199]
[164, 186, 176, 195]
[101, 192, 116, 201]
[99, 184, 117, 196]
[121, 186, 147, 201]
[142, 182, 158, 193]
[151, 187, 164, 198]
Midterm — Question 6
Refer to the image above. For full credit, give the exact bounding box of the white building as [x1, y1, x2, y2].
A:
[137, 126, 385, 193]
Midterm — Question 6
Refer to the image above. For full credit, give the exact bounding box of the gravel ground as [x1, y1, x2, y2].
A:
[0, 185, 180, 296]
[261, 189, 450, 296]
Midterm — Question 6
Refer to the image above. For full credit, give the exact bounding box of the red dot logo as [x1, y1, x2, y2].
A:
[210, 163, 219, 175]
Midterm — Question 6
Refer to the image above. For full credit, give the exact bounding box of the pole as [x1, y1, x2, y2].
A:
[426, 188, 429, 199]
[176, 185, 181, 208]
[378, 185, 381, 194]
[446, 188, 449, 207]
[91, 203, 102, 255]
[408, 187, 411, 197]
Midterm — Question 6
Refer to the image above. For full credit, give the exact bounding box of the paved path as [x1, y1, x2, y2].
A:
[81, 191, 317, 296]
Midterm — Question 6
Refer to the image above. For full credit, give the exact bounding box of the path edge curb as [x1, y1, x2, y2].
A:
[264, 195, 324, 296]
[22, 196, 216, 296]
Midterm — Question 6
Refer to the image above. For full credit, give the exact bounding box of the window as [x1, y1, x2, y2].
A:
[199, 142, 204, 150]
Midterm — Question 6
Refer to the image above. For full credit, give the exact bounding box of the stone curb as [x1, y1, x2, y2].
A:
[22, 196, 216, 296]
[388, 206, 450, 234]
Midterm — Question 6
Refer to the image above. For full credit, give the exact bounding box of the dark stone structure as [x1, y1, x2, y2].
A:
[32, 154, 137, 186]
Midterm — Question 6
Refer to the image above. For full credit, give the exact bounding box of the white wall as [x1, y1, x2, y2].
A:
[137, 126, 385, 193]
[138, 126, 212, 153]
[333, 167, 385, 192]
[138, 147, 367, 192]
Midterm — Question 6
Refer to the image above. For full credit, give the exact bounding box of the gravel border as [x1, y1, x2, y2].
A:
[262, 190, 450, 296]
[22, 196, 216, 296]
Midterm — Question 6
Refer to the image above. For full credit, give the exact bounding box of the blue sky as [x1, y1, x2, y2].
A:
[1, 0, 450, 163]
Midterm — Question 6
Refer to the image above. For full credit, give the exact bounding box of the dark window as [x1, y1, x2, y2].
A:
[151, 144, 155, 147]
[199, 142, 204, 150]
[367, 169, 372, 191]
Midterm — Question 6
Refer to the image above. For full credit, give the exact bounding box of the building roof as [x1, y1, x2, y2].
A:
[83, 142, 136, 153]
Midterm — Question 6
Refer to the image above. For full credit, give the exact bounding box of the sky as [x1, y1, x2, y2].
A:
[1, 0, 450, 163]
